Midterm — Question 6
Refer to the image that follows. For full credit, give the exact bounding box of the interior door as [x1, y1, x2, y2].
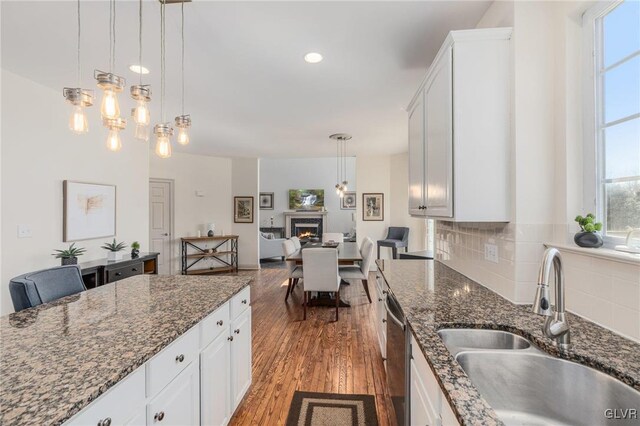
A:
[408, 92, 426, 216]
[425, 45, 453, 218]
[149, 180, 173, 275]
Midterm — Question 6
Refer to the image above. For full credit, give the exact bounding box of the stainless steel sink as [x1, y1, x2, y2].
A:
[437, 328, 531, 355]
[456, 351, 640, 425]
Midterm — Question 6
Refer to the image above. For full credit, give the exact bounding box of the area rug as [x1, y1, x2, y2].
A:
[285, 391, 379, 426]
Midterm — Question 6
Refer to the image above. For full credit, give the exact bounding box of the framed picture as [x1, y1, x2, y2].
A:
[362, 193, 384, 221]
[234, 196, 254, 223]
[341, 191, 356, 210]
[259, 192, 274, 210]
[63, 180, 116, 242]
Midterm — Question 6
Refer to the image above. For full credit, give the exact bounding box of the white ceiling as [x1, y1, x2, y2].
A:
[1, 1, 491, 158]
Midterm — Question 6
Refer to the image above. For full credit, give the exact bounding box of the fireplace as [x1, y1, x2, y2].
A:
[284, 210, 328, 239]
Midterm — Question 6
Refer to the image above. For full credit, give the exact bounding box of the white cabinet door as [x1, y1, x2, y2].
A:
[425, 45, 453, 218]
[408, 91, 426, 216]
[201, 331, 232, 426]
[411, 360, 440, 426]
[147, 362, 199, 426]
[124, 406, 146, 426]
[230, 309, 252, 412]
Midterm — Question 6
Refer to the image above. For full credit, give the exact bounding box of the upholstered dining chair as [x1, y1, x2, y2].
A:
[9, 265, 86, 312]
[302, 248, 341, 321]
[338, 237, 375, 303]
[322, 233, 344, 243]
[377, 227, 410, 259]
[282, 239, 303, 301]
[291, 236, 302, 251]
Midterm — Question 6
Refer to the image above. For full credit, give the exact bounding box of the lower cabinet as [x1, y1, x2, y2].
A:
[147, 362, 200, 426]
[230, 309, 252, 412]
[374, 275, 387, 362]
[410, 334, 459, 426]
[65, 288, 252, 426]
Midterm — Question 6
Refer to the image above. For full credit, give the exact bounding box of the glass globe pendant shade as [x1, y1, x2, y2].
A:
[134, 124, 150, 142]
[177, 127, 190, 145]
[133, 100, 150, 126]
[101, 89, 120, 120]
[69, 105, 89, 134]
[154, 123, 174, 159]
[106, 128, 122, 152]
[95, 71, 125, 121]
[174, 114, 191, 146]
[342, 181, 349, 192]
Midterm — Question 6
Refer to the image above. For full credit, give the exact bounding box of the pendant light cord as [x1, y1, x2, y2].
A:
[77, 0, 81, 86]
[108, 0, 115, 72]
[139, 0, 143, 85]
[181, 1, 185, 115]
[160, 0, 166, 122]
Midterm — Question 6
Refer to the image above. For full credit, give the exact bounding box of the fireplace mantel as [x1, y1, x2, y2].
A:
[284, 210, 328, 238]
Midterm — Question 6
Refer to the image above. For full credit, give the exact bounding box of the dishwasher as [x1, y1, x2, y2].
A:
[385, 287, 410, 425]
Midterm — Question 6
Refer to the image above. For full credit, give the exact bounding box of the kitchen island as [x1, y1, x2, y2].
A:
[0, 274, 252, 426]
[376, 259, 640, 425]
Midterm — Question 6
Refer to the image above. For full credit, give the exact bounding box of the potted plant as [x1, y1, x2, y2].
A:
[574, 213, 603, 248]
[102, 238, 128, 261]
[131, 241, 141, 258]
[52, 243, 86, 266]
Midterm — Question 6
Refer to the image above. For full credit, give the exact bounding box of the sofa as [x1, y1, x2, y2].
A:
[260, 232, 287, 260]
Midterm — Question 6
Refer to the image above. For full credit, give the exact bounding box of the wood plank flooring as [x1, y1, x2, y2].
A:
[230, 268, 395, 426]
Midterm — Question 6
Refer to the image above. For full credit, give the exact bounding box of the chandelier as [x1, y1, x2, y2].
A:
[131, 0, 151, 142]
[330, 133, 352, 198]
[175, 0, 191, 146]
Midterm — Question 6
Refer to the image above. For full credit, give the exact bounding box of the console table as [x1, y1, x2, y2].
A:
[181, 235, 239, 275]
[78, 252, 159, 288]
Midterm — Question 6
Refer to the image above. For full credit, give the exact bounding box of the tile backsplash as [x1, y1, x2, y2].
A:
[435, 221, 640, 342]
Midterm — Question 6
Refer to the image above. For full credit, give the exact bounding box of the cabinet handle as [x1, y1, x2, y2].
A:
[175, 354, 185, 363]
[378, 298, 383, 302]
[97, 418, 112, 426]
[382, 290, 388, 295]
[115, 272, 122, 277]
[132, 268, 138, 272]
[382, 319, 387, 323]
[216, 320, 224, 326]
[241, 299, 248, 304]
[234, 329, 240, 334]
[228, 336, 234, 341]
[154, 411, 165, 422]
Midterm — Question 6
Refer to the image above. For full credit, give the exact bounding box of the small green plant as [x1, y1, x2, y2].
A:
[574, 213, 603, 233]
[102, 238, 127, 252]
[52, 243, 86, 259]
[131, 241, 141, 250]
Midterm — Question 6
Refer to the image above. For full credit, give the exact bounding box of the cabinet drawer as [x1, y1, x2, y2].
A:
[65, 366, 145, 426]
[106, 262, 143, 283]
[146, 326, 199, 398]
[230, 286, 250, 320]
[200, 302, 230, 350]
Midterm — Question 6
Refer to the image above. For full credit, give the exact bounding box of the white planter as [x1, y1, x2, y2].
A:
[107, 251, 124, 261]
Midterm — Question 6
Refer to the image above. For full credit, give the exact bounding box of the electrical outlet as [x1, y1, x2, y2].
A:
[484, 243, 499, 263]
[18, 224, 32, 238]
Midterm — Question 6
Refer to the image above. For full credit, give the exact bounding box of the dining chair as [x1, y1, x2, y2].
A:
[322, 233, 344, 243]
[338, 237, 375, 303]
[9, 265, 86, 312]
[282, 239, 303, 301]
[291, 236, 302, 250]
[302, 248, 341, 321]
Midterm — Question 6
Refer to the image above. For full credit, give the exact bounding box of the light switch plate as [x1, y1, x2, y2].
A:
[18, 224, 32, 238]
[484, 243, 499, 263]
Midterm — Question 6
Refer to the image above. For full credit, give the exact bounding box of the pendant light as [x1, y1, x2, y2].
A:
[175, 1, 191, 146]
[63, 0, 93, 135]
[95, 0, 126, 123]
[154, 0, 173, 158]
[330, 133, 351, 197]
[130, 0, 151, 141]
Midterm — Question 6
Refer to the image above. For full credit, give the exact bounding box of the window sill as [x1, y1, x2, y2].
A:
[544, 242, 640, 266]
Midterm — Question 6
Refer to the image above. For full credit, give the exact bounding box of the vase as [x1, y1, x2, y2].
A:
[131, 248, 140, 258]
[107, 251, 124, 261]
[574, 231, 603, 248]
[61, 257, 77, 266]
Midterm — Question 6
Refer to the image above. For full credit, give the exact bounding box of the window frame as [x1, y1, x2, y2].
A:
[583, 0, 639, 246]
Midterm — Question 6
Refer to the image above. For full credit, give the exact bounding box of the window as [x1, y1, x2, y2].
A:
[585, 0, 640, 243]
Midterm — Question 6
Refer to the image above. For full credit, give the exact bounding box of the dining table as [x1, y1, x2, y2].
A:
[286, 241, 362, 307]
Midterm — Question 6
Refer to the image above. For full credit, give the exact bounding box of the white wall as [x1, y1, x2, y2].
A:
[149, 152, 232, 274]
[390, 153, 426, 253]
[231, 158, 260, 269]
[1, 70, 149, 314]
[356, 155, 391, 260]
[259, 157, 356, 234]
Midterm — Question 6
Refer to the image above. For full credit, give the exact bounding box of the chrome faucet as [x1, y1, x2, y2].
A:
[532, 248, 571, 350]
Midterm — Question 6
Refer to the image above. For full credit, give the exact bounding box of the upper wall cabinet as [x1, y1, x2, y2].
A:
[407, 28, 512, 222]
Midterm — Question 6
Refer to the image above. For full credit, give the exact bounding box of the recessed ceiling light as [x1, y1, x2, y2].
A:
[129, 65, 150, 75]
[304, 52, 323, 64]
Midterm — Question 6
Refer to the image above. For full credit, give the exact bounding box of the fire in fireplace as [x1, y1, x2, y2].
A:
[294, 224, 320, 239]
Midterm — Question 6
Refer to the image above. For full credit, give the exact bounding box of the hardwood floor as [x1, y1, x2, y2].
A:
[230, 268, 396, 425]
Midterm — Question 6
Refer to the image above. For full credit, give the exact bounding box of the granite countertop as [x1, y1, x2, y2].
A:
[376, 259, 640, 426]
[0, 274, 252, 426]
